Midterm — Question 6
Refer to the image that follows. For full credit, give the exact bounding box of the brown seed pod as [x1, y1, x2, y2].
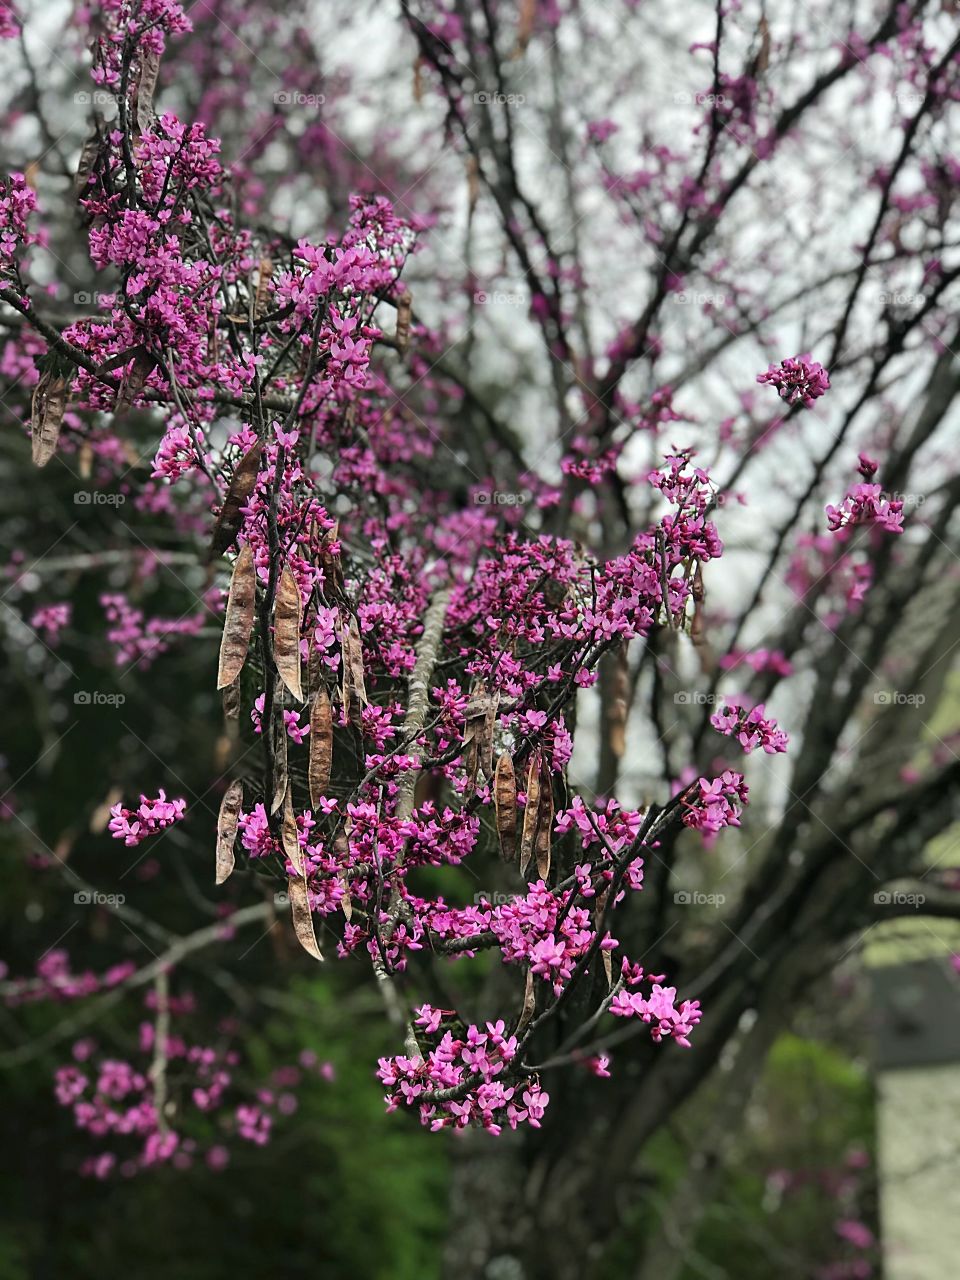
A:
[217, 544, 256, 689]
[274, 567, 303, 702]
[215, 779, 243, 886]
[209, 442, 262, 559]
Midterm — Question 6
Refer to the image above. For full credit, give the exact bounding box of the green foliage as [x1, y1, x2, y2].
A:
[598, 1034, 875, 1280]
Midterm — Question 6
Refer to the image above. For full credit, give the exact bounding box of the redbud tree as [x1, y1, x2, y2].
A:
[0, 0, 958, 1276]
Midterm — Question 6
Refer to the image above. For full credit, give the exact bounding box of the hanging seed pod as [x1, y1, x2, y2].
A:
[31, 369, 71, 467]
[215, 779, 243, 886]
[287, 875, 323, 961]
[281, 785, 303, 875]
[308, 688, 333, 807]
[253, 258, 273, 318]
[493, 751, 517, 862]
[270, 682, 288, 814]
[535, 755, 553, 882]
[209, 442, 262, 559]
[134, 48, 161, 135]
[519, 754, 542, 876]
[222, 676, 241, 723]
[217, 544, 256, 689]
[274, 567, 303, 702]
[395, 289, 412, 354]
[115, 346, 155, 416]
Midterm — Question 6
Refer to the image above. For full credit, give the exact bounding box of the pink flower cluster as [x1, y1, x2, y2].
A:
[719, 648, 793, 677]
[826, 484, 904, 535]
[53, 995, 332, 1177]
[757, 354, 830, 407]
[101, 594, 205, 668]
[609, 962, 703, 1048]
[108, 790, 186, 846]
[2, 949, 135, 1005]
[0, 171, 39, 270]
[30, 603, 71, 645]
[378, 1009, 548, 1134]
[681, 772, 748, 836]
[710, 701, 789, 754]
[491, 881, 599, 995]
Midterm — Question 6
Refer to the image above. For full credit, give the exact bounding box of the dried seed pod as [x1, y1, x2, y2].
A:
[274, 567, 303, 702]
[135, 48, 161, 135]
[287, 875, 323, 961]
[519, 754, 541, 876]
[281, 785, 303, 875]
[75, 123, 103, 198]
[209, 442, 262, 559]
[222, 676, 241, 723]
[535, 755, 553, 882]
[493, 751, 517, 862]
[395, 289, 412, 354]
[308, 688, 333, 807]
[217, 544, 256, 689]
[31, 371, 70, 467]
[115, 346, 155, 416]
[340, 615, 367, 724]
[270, 684, 288, 814]
[254, 258, 273, 318]
[215, 779, 243, 885]
[517, 968, 536, 1031]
